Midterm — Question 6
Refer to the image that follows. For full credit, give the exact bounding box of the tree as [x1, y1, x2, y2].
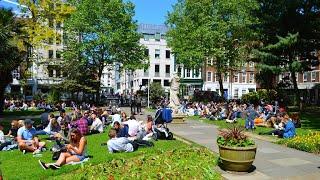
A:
[63, 0, 148, 103]
[150, 82, 165, 105]
[166, 0, 259, 97]
[254, 0, 320, 106]
[0, 8, 27, 114]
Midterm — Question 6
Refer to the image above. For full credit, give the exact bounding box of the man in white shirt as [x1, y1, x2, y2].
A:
[111, 111, 121, 126]
[107, 129, 137, 153]
[90, 112, 103, 134]
[122, 116, 140, 137]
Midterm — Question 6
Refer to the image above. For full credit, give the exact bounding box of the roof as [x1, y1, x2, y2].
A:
[137, 24, 168, 34]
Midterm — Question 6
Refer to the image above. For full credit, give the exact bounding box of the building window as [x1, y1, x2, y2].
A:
[12, 68, 20, 80]
[164, 80, 170, 87]
[142, 79, 148, 86]
[165, 65, 170, 77]
[186, 69, 191, 77]
[48, 66, 54, 77]
[242, 89, 247, 95]
[207, 72, 212, 82]
[303, 72, 308, 82]
[311, 72, 316, 82]
[155, 64, 160, 77]
[249, 73, 254, 83]
[249, 88, 255, 92]
[155, 49, 160, 59]
[48, 50, 54, 59]
[242, 72, 246, 83]
[56, 50, 61, 59]
[155, 33, 161, 41]
[56, 69, 61, 78]
[249, 61, 254, 67]
[166, 50, 171, 59]
[223, 73, 229, 82]
[207, 59, 213, 66]
[153, 79, 161, 85]
[195, 69, 200, 77]
[178, 67, 182, 76]
[234, 89, 239, 99]
[56, 22, 61, 29]
[215, 73, 219, 82]
[234, 73, 239, 83]
[144, 34, 150, 41]
[145, 49, 149, 56]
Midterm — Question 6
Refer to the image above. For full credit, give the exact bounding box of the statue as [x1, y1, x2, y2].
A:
[169, 73, 181, 114]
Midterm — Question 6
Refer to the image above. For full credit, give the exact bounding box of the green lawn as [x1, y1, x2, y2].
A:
[0, 131, 221, 180]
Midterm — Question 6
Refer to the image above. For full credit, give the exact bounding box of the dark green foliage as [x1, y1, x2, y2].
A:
[166, 0, 259, 96]
[150, 82, 165, 105]
[0, 8, 27, 114]
[62, 0, 148, 102]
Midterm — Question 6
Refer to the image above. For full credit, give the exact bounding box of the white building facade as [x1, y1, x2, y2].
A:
[116, 24, 175, 95]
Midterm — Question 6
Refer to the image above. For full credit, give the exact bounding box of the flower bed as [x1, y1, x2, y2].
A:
[277, 132, 320, 154]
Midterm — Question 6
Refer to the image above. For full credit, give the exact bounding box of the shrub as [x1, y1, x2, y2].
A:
[277, 132, 320, 154]
[217, 125, 255, 147]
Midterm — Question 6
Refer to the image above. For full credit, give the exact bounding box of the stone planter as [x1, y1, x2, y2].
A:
[218, 144, 257, 172]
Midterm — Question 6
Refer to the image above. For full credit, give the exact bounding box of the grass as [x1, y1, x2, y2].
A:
[0, 130, 221, 180]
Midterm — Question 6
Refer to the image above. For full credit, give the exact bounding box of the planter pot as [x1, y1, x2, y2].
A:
[218, 144, 257, 172]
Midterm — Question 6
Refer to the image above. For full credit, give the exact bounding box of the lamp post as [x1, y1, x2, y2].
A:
[147, 78, 150, 108]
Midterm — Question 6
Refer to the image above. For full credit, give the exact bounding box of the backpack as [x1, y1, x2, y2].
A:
[161, 108, 173, 123]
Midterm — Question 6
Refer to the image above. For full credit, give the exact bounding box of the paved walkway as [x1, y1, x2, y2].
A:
[168, 120, 320, 180]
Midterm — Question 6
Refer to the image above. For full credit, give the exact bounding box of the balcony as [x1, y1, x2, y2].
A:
[154, 72, 160, 77]
[165, 73, 170, 78]
[144, 72, 149, 77]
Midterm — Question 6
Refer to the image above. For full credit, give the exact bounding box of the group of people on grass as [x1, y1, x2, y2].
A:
[0, 106, 159, 170]
[181, 100, 297, 138]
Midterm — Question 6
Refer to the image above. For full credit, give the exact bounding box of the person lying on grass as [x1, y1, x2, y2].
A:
[17, 119, 46, 154]
[107, 128, 137, 153]
[38, 128, 87, 170]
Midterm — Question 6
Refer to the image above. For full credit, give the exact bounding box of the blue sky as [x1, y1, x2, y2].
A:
[0, 0, 177, 25]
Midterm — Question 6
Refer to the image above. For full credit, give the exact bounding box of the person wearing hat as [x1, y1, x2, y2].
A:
[17, 119, 45, 154]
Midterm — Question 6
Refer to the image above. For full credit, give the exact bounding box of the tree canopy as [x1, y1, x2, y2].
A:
[62, 0, 148, 102]
[166, 0, 259, 96]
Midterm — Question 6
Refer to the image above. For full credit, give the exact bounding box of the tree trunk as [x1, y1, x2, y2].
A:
[96, 63, 104, 104]
[290, 69, 300, 109]
[217, 71, 224, 100]
[0, 72, 12, 115]
[0, 84, 5, 115]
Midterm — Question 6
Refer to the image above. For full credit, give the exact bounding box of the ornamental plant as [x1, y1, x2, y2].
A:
[217, 125, 255, 147]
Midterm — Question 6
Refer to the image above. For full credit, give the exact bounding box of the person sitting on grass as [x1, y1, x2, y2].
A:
[76, 112, 89, 135]
[259, 112, 296, 138]
[89, 112, 103, 134]
[7, 120, 19, 138]
[113, 121, 129, 138]
[106, 129, 137, 153]
[111, 110, 122, 126]
[38, 128, 87, 170]
[122, 115, 140, 139]
[17, 119, 46, 154]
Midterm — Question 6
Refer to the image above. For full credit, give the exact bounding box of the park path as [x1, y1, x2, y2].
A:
[168, 119, 320, 180]
[122, 107, 320, 179]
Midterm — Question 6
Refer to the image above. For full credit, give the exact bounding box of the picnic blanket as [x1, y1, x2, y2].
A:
[66, 158, 90, 165]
